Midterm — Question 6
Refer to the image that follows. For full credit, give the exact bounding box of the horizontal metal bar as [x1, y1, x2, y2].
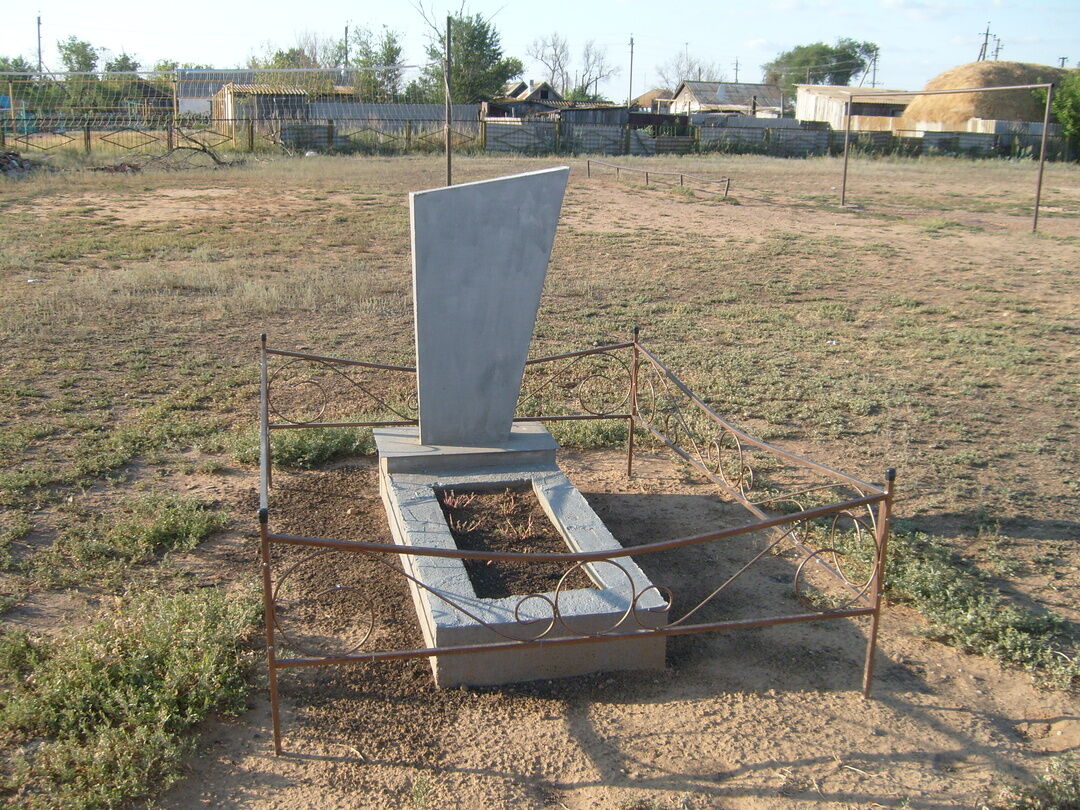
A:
[265, 491, 884, 562]
[266, 346, 415, 373]
[270, 420, 417, 430]
[588, 159, 730, 185]
[636, 345, 884, 494]
[513, 413, 630, 422]
[524, 342, 633, 365]
[844, 83, 1053, 100]
[272, 607, 875, 669]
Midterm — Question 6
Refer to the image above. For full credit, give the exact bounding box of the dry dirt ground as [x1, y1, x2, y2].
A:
[148, 451, 1076, 810]
[1, 153, 1078, 808]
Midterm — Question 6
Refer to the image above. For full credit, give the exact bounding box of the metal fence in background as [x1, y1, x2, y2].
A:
[1, 69, 1070, 161]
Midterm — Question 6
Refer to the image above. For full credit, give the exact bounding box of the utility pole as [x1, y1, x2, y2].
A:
[627, 35, 634, 106]
[733, 57, 739, 82]
[1059, 57, 1068, 68]
[36, 14, 42, 73]
[871, 53, 878, 87]
[344, 24, 349, 68]
[977, 22, 990, 61]
[993, 36, 1003, 60]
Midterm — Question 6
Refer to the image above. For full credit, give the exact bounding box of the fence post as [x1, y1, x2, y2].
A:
[627, 324, 640, 478]
[405, 120, 412, 151]
[555, 119, 562, 154]
[623, 124, 630, 156]
[83, 125, 91, 154]
[247, 119, 255, 152]
[479, 118, 486, 153]
[166, 114, 174, 152]
[326, 120, 335, 152]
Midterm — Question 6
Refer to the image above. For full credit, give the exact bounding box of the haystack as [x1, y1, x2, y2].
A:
[903, 61, 1073, 125]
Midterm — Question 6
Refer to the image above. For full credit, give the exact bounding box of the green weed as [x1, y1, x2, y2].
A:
[0, 588, 258, 808]
[991, 753, 1080, 809]
[30, 494, 227, 588]
[234, 426, 375, 470]
[826, 525, 1078, 691]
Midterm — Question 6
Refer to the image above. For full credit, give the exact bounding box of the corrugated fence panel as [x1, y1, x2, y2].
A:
[563, 123, 624, 155]
[484, 120, 556, 152]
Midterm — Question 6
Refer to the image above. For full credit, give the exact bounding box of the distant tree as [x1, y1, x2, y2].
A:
[574, 41, 617, 100]
[104, 52, 140, 73]
[352, 27, 406, 101]
[0, 55, 34, 73]
[1041, 72, 1080, 160]
[150, 59, 214, 72]
[656, 52, 726, 88]
[528, 33, 570, 94]
[57, 36, 100, 72]
[247, 31, 349, 71]
[763, 38, 877, 96]
[412, 11, 523, 103]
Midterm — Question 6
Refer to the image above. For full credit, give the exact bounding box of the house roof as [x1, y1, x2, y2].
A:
[502, 80, 528, 98]
[795, 84, 917, 104]
[498, 80, 563, 102]
[674, 81, 783, 108]
[216, 83, 309, 96]
[632, 88, 674, 106]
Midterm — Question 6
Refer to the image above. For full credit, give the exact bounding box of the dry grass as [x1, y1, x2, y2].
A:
[0, 151, 1078, 806]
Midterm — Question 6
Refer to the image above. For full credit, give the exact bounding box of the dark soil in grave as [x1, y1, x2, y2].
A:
[436, 484, 594, 599]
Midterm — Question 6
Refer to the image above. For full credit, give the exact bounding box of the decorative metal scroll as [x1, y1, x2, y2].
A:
[636, 359, 763, 499]
[266, 354, 417, 426]
[517, 347, 632, 419]
[265, 501, 883, 662]
[635, 354, 876, 514]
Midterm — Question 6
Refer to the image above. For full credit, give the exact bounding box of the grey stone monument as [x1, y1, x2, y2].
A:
[375, 168, 668, 687]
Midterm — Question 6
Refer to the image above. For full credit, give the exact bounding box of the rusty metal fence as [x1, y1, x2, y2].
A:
[256, 332, 895, 754]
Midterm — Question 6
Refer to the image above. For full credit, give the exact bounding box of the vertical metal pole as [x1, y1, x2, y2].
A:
[257, 334, 282, 753]
[862, 468, 896, 698]
[627, 325, 640, 478]
[444, 15, 452, 187]
[259, 513, 283, 754]
[1033, 83, 1054, 232]
[840, 98, 852, 207]
[260, 334, 272, 491]
[587, 159, 591, 178]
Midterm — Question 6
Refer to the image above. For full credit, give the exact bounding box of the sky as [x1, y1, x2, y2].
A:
[2, 0, 1076, 98]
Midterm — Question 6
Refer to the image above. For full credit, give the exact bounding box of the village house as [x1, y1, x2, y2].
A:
[669, 81, 783, 116]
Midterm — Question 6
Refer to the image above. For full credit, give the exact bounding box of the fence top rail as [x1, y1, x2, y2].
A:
[842, 82, 1053, 100]
[266, 346, 415, 373]
[524, 341, 632, 365]
[266, 490, 885, 562]
[636, 343, 884, 494]
[586, 159, 730, 185]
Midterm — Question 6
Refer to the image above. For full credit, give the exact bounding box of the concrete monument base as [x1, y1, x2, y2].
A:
[375, 423, 668, 688]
